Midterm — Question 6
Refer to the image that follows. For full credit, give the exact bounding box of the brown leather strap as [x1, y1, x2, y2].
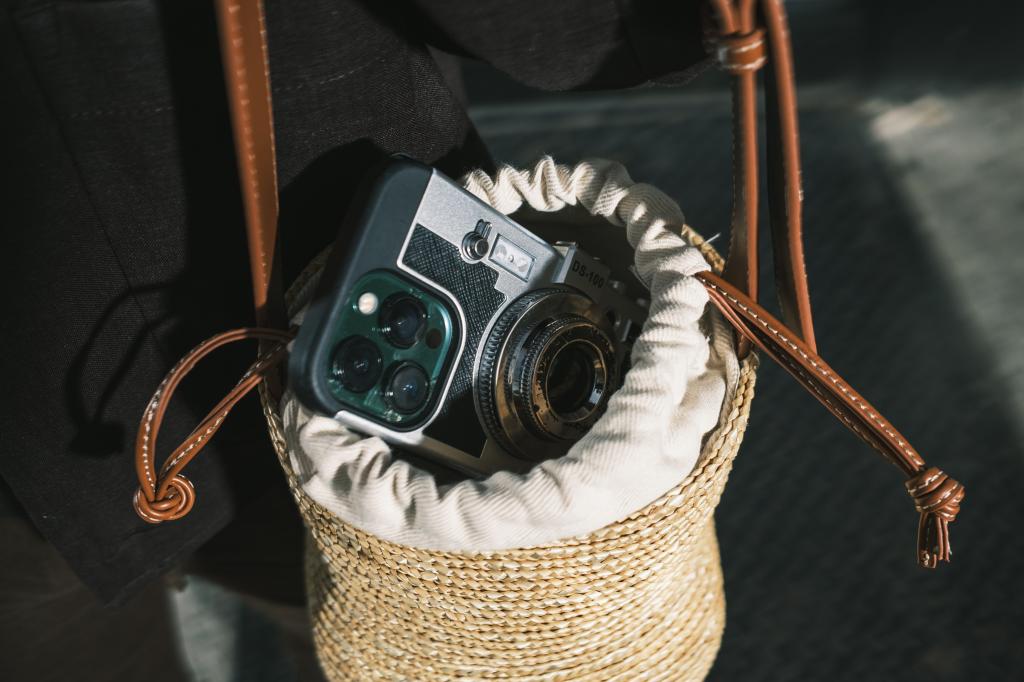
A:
[697, 271, 963, 567]
[710, 0, 816, 351]
[704, 1, 962, 567]
[132, 0, 290, 524]
[133, 328, 294, 523]
[214, 0, 286, 330]
[760, 1, 815, 349]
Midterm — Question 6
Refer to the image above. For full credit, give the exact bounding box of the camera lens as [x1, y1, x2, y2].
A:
[475, 288, 621, 462]
[384, 362, 430, 414]
[545, 342, 601, 419]
[331, 336, 383, 393]
[380, 295, 426, 348]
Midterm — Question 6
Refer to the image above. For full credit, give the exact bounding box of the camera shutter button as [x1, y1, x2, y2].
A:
[462, 219, 492, 261]
[463, 233, 490, 260]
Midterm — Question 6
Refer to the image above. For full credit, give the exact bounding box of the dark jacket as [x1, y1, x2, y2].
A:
[0, 0, 707, 602]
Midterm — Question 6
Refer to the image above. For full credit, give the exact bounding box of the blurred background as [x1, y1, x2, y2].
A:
[70, 0, 1024, 679]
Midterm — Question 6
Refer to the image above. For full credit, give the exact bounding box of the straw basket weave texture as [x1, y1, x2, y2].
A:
[261, 223, 757, 681]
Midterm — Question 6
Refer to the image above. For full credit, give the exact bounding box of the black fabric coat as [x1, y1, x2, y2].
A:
[0, 0, 708, 602]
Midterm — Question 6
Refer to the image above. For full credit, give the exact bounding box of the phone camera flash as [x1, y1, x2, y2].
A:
[357, 292, 379, 315]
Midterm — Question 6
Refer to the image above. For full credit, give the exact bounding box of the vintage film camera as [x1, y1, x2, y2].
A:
[290, 160, 647, 475]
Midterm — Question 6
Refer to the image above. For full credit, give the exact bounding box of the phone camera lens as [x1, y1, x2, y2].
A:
[331, 336, 383, 393]
[384, 362, 430, 414]
[380, 295, 427, 348]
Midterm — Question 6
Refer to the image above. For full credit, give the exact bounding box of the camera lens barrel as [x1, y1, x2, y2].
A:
[546, 343, 601, 419]
[511, 317, 613, 442]
[476, 288, 620, 462]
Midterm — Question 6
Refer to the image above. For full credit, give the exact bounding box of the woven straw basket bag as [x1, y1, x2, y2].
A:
[261, 217, 756, 681]
[130, 1, 964, 681]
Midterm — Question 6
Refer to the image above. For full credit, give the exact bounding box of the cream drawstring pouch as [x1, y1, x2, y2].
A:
[278, 158, 739, 551]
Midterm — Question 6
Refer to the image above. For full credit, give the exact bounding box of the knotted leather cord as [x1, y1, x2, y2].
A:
[703, 0, 962, 566]
[133, 328, 294, 523]
[698, 271, 964, 567]
[131, 0, 293, 523]
[130, 0, 964, 568]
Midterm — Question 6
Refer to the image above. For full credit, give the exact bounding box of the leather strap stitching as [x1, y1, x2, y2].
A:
[133, 328, 294, 523]
[698, 271, 963, 567]
[703, 277, 926, 469]
[216, 0, 283, 329]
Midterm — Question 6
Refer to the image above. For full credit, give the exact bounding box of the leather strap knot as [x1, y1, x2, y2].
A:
[905, 467, 965, 568]
[700, 271, 964, 569]
[717, 29, 767, 74]
[132, 328, 294, 524]
[133, 474, 196, 524]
